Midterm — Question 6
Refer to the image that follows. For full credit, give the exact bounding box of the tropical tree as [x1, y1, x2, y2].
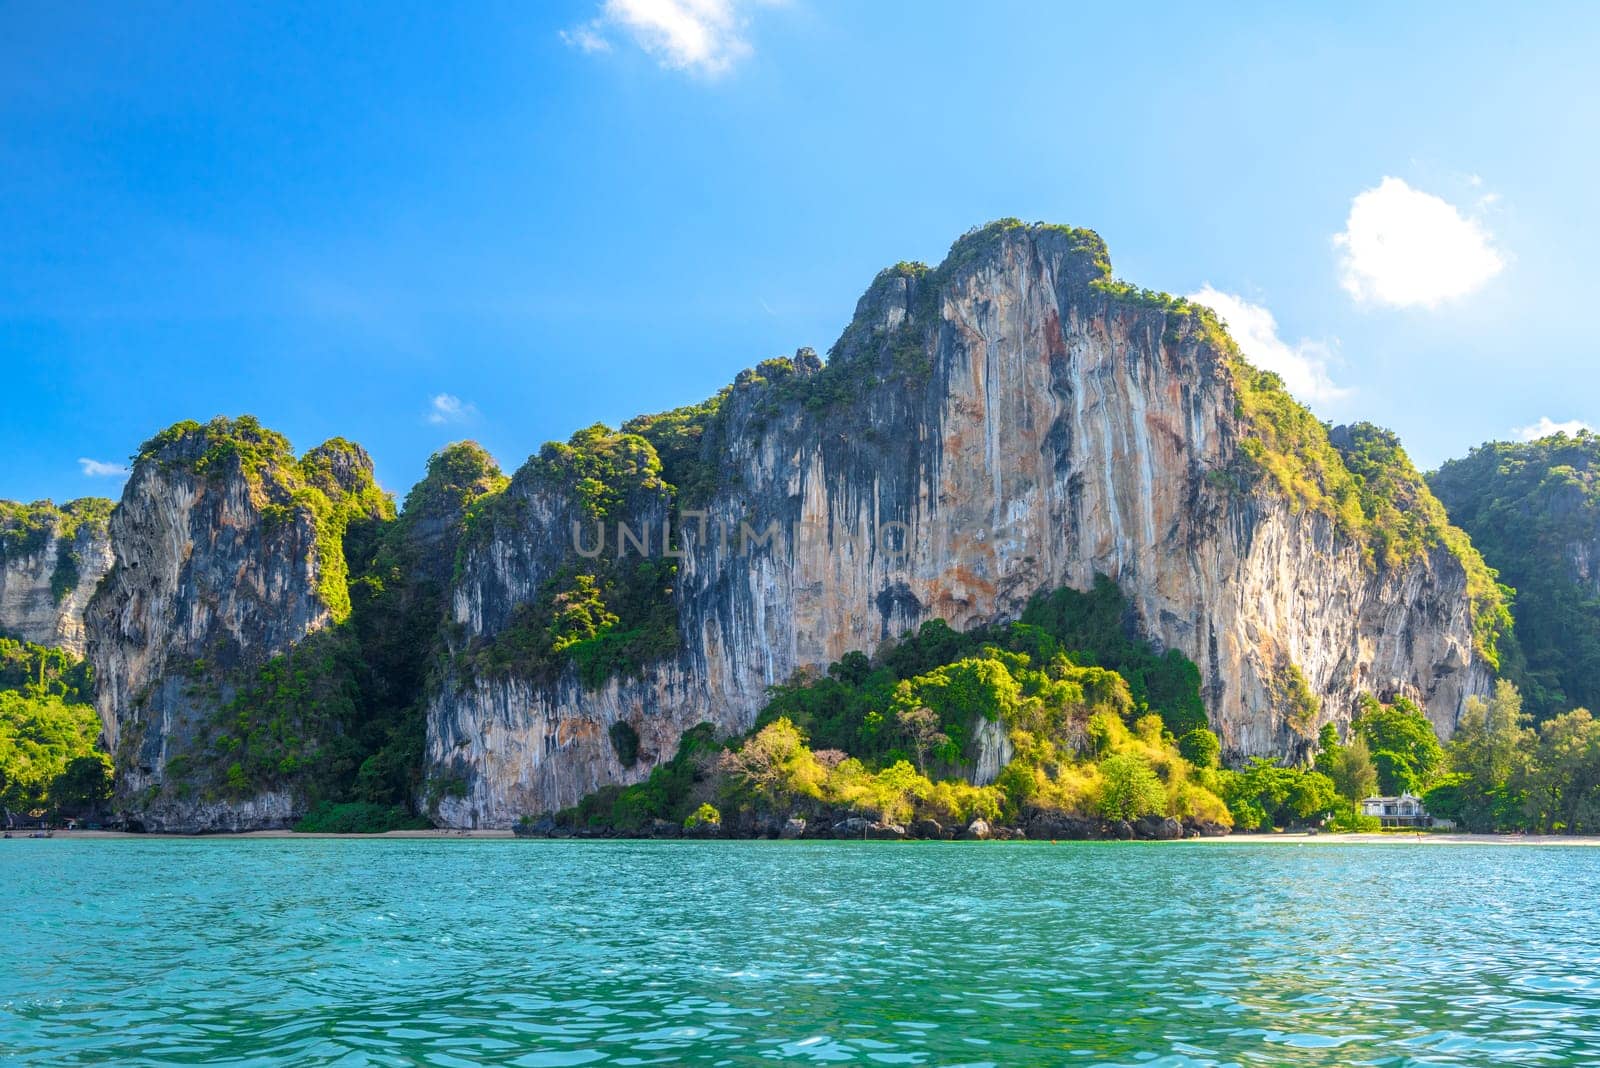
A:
[1433, 679, 1532, 830]
[1178, 727, 1221, 769]
[1355, 695, 1444, 795]
[1519, 708, 1600, 832]
[1315, 722, 1378, 802]
[1098, 754, 1165, 821]
[894, 705, 949, 774]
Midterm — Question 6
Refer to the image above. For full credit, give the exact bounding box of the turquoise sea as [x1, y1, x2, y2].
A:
[3, 840, 1598, 1066]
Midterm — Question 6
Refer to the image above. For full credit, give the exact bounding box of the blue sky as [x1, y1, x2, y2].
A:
[4, 1, 1597, 504]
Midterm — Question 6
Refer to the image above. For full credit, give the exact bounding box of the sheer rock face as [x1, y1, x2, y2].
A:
[0, 501, 114, 656]
[426, 226, 1489, 827]
[85, 431, 377, 832]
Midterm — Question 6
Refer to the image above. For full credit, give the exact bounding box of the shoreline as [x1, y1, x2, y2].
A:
[14, 829, 1600, 845]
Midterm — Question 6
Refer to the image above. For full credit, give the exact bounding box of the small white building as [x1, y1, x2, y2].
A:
[1360, 793, 1432, 828]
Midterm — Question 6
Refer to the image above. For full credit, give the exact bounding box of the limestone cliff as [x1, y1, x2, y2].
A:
[85, 418, 390, 831]
[425, 221, 1502, 827]
[0, 498, 114, 656]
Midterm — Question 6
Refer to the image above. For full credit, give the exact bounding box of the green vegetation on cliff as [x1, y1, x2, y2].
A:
[758, 577, 1206, 758]
[459, 425, 681, 688]
[137, 417, 395, 624]
[554, 579, 1358, 837]
[467, 562, 680, 690]
[1, 634, 93, 702]
[169, 441, 505, 827]
[1219, 373, 1510, 667]
[0, 500, 64, 560]
[138, 415, 296, 484]
[622, 390, 732, 508]
[1, 496, 114, 605]
[1429, 432, 1600, 718]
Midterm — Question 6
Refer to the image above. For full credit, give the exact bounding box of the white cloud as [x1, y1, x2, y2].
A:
[1513, 417, 1594, 442]
[426, 394, 478, 425]
[1186, 286, 1349, 405]
[78, 458, 129, 479]
[562, 0, 763, 77]
[559, 25, 612, 54]
[1333, 176, 1504, 309]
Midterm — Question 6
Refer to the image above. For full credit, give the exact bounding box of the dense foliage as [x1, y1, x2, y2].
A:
[0, 637, 109, 818]
[0, 635, 93, 702]
[1424, 680, 1600, 833]
[1219, 757, 1339, 833]
[622, 392, 732, 509]
[1352, 693, 1445, 796]
[1429, 432, 1600, 719]
[0, 500, 62, 560]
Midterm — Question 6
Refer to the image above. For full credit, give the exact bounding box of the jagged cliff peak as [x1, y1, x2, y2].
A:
[135, 417, 387, 505]
[836, 221, 1510, 667]
[606, 222, 1507, 672]
[302, 436, 381, 499]
[403, 442, 507, 520]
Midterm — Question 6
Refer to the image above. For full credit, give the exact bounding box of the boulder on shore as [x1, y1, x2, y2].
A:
[1134, 815, 1184, 840]
[1023, 807, 1104, 840]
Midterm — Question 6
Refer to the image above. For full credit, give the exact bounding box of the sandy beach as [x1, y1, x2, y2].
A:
[18, 828, 1600, 845]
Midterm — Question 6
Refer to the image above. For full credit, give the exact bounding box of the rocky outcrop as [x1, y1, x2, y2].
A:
[0, 498, 114, 655]
[85, 419, 389, 831]
[511, 804, 1224, 842]
[426, 221, 1493, 827]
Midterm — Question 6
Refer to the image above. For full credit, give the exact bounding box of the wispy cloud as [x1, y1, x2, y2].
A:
[1333, 177, 1505, 309]
[562, 0, 768, 77]
[1186, 286, 1349, 406]
[559, 24, 613, 54]
[426, 394, 478, 426]
[1514, 417, 1594, 442]
[78, 457, 130, 479]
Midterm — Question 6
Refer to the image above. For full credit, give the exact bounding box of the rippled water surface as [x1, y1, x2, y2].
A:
[4, 840, 1600, 1065]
